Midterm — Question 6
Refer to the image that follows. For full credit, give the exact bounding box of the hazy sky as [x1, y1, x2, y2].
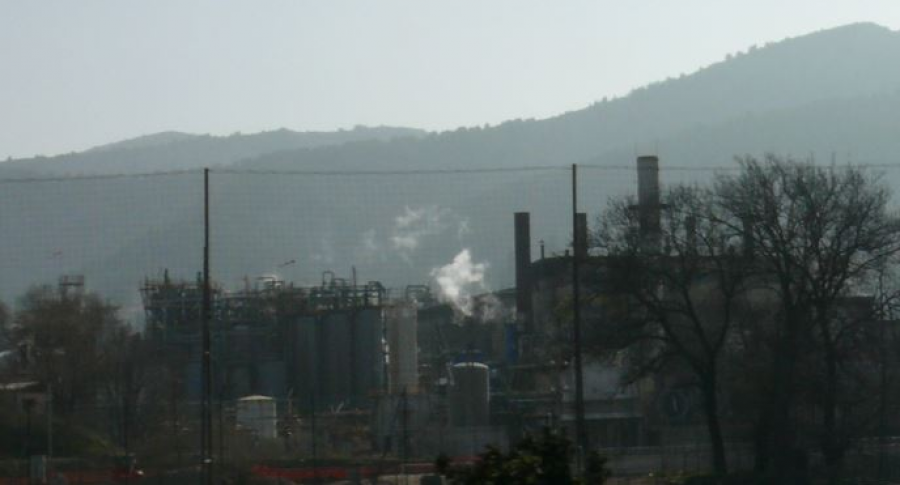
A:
[2, 1, 899, 158]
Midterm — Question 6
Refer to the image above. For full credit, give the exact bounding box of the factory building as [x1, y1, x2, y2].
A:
[142, 271, 396, 410]
[505, 156, 692, 449]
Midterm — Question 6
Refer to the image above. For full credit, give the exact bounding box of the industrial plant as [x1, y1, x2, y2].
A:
[133, 156, 729, 464]
[3, 153, 897, 484]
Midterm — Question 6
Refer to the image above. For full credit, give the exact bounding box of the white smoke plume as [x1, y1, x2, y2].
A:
[391, 206, 469, 260]
[310, 233, 336, 264]
[475, 292, 513, 322]
[430, 249, 488, 317]
[354, 228, 385, 263]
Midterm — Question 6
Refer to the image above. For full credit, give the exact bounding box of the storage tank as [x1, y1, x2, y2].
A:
[290, 316, 319, 411]
[385, 303, 418, 394]
[351, 308, 386, 404]
[185, 361, 202, 400]
[449, 362, 490, 427]
[257, 360, 286, 398]
[319, 312, 353, 406]
[236, 395, 277, 439]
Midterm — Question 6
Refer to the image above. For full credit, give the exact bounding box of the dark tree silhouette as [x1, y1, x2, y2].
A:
[716, 155, 900, 482]
[437, 428, 609, 484]
[596, 184, 752, 477]
[4, 286, 128, 416]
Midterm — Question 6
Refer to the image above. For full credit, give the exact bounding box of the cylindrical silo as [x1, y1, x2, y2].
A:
[386, 303, 418, 394]
[449, 362, 490, 427]
[290, 316, 319, 411]
[319, 312, 352, 406]
[351, 307, 386, 404]
[236, 395, 278, 439]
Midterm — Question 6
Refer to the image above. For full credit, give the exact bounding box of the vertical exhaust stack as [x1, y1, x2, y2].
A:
[685, 214, 698, 255]
[637, 156, 662, 251]
[742, 216, 755, 257]
[574, 212, 588, 260]
[514, 212, 532, 333]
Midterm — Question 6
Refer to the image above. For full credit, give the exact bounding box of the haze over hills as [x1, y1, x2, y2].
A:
[1, 125, 426, 175]
[2, 22, 900, 318]
[84, 131, 198, 153]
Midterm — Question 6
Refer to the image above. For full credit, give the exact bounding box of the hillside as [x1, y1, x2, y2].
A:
[0, 125, 425, 175]
[1, 23, 899, 316]
[85, 131, 198, 153]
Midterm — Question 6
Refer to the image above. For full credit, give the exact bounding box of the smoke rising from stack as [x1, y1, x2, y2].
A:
[430, 249, 487, 317]
[391, 205, 470, 262]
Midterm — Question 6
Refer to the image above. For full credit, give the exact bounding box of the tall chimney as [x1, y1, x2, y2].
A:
[574, 212, 588, 260]
[742, 216, 754, 257]
[685, 214, 697, 255]
[514, 212, 532, 333]
[637, 156, 661, 251]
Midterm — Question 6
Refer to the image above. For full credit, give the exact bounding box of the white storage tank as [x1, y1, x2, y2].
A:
[236, 395, 277, 439]
[449, 362, 490, 427]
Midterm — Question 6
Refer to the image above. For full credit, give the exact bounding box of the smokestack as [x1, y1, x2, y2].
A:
[514, 212, 532, 333]
[637, 156, 661, 251]
[685, 214, 697, 255]
[574, 212, 588, 260]
[742, 216, 754, 257]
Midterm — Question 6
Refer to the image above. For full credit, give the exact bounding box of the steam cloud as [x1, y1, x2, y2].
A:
[430, 249, 487, 317]
[391, 206, 469, 260]
[354, 229, 385, 263]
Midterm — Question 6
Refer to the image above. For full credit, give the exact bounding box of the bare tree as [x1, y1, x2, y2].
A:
[715, 155, 900, 482]
[101, 326, 153, 451]
[596, 184, 752, 477]
[8, 285, 127, 416]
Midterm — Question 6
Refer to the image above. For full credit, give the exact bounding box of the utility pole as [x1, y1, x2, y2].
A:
[571, 164, 589, 466]
[878, 270, 890, 479]
[46, 383, 53, 481]
[310, 389, 319, 484]
[401, 386, 409, 485]
[218, 389, 225, 480]
[202, 167, 213, 485]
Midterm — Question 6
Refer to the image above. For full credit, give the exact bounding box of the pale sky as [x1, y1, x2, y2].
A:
[2, 1, 899, 159]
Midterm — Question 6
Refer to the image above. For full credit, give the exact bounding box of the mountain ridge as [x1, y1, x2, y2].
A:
[0, 125, 427, 175]
[2, 22, 899, 316]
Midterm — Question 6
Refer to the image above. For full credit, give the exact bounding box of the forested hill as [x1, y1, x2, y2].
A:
[1, 23, 899, 317]
[0, 126, 425, 175]
[196, 23, 898, 176]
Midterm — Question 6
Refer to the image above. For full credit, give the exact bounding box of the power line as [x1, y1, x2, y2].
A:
[0, 161, 898, 184]
[0, 168, 203, 184]
[214, 166, 569, 176]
